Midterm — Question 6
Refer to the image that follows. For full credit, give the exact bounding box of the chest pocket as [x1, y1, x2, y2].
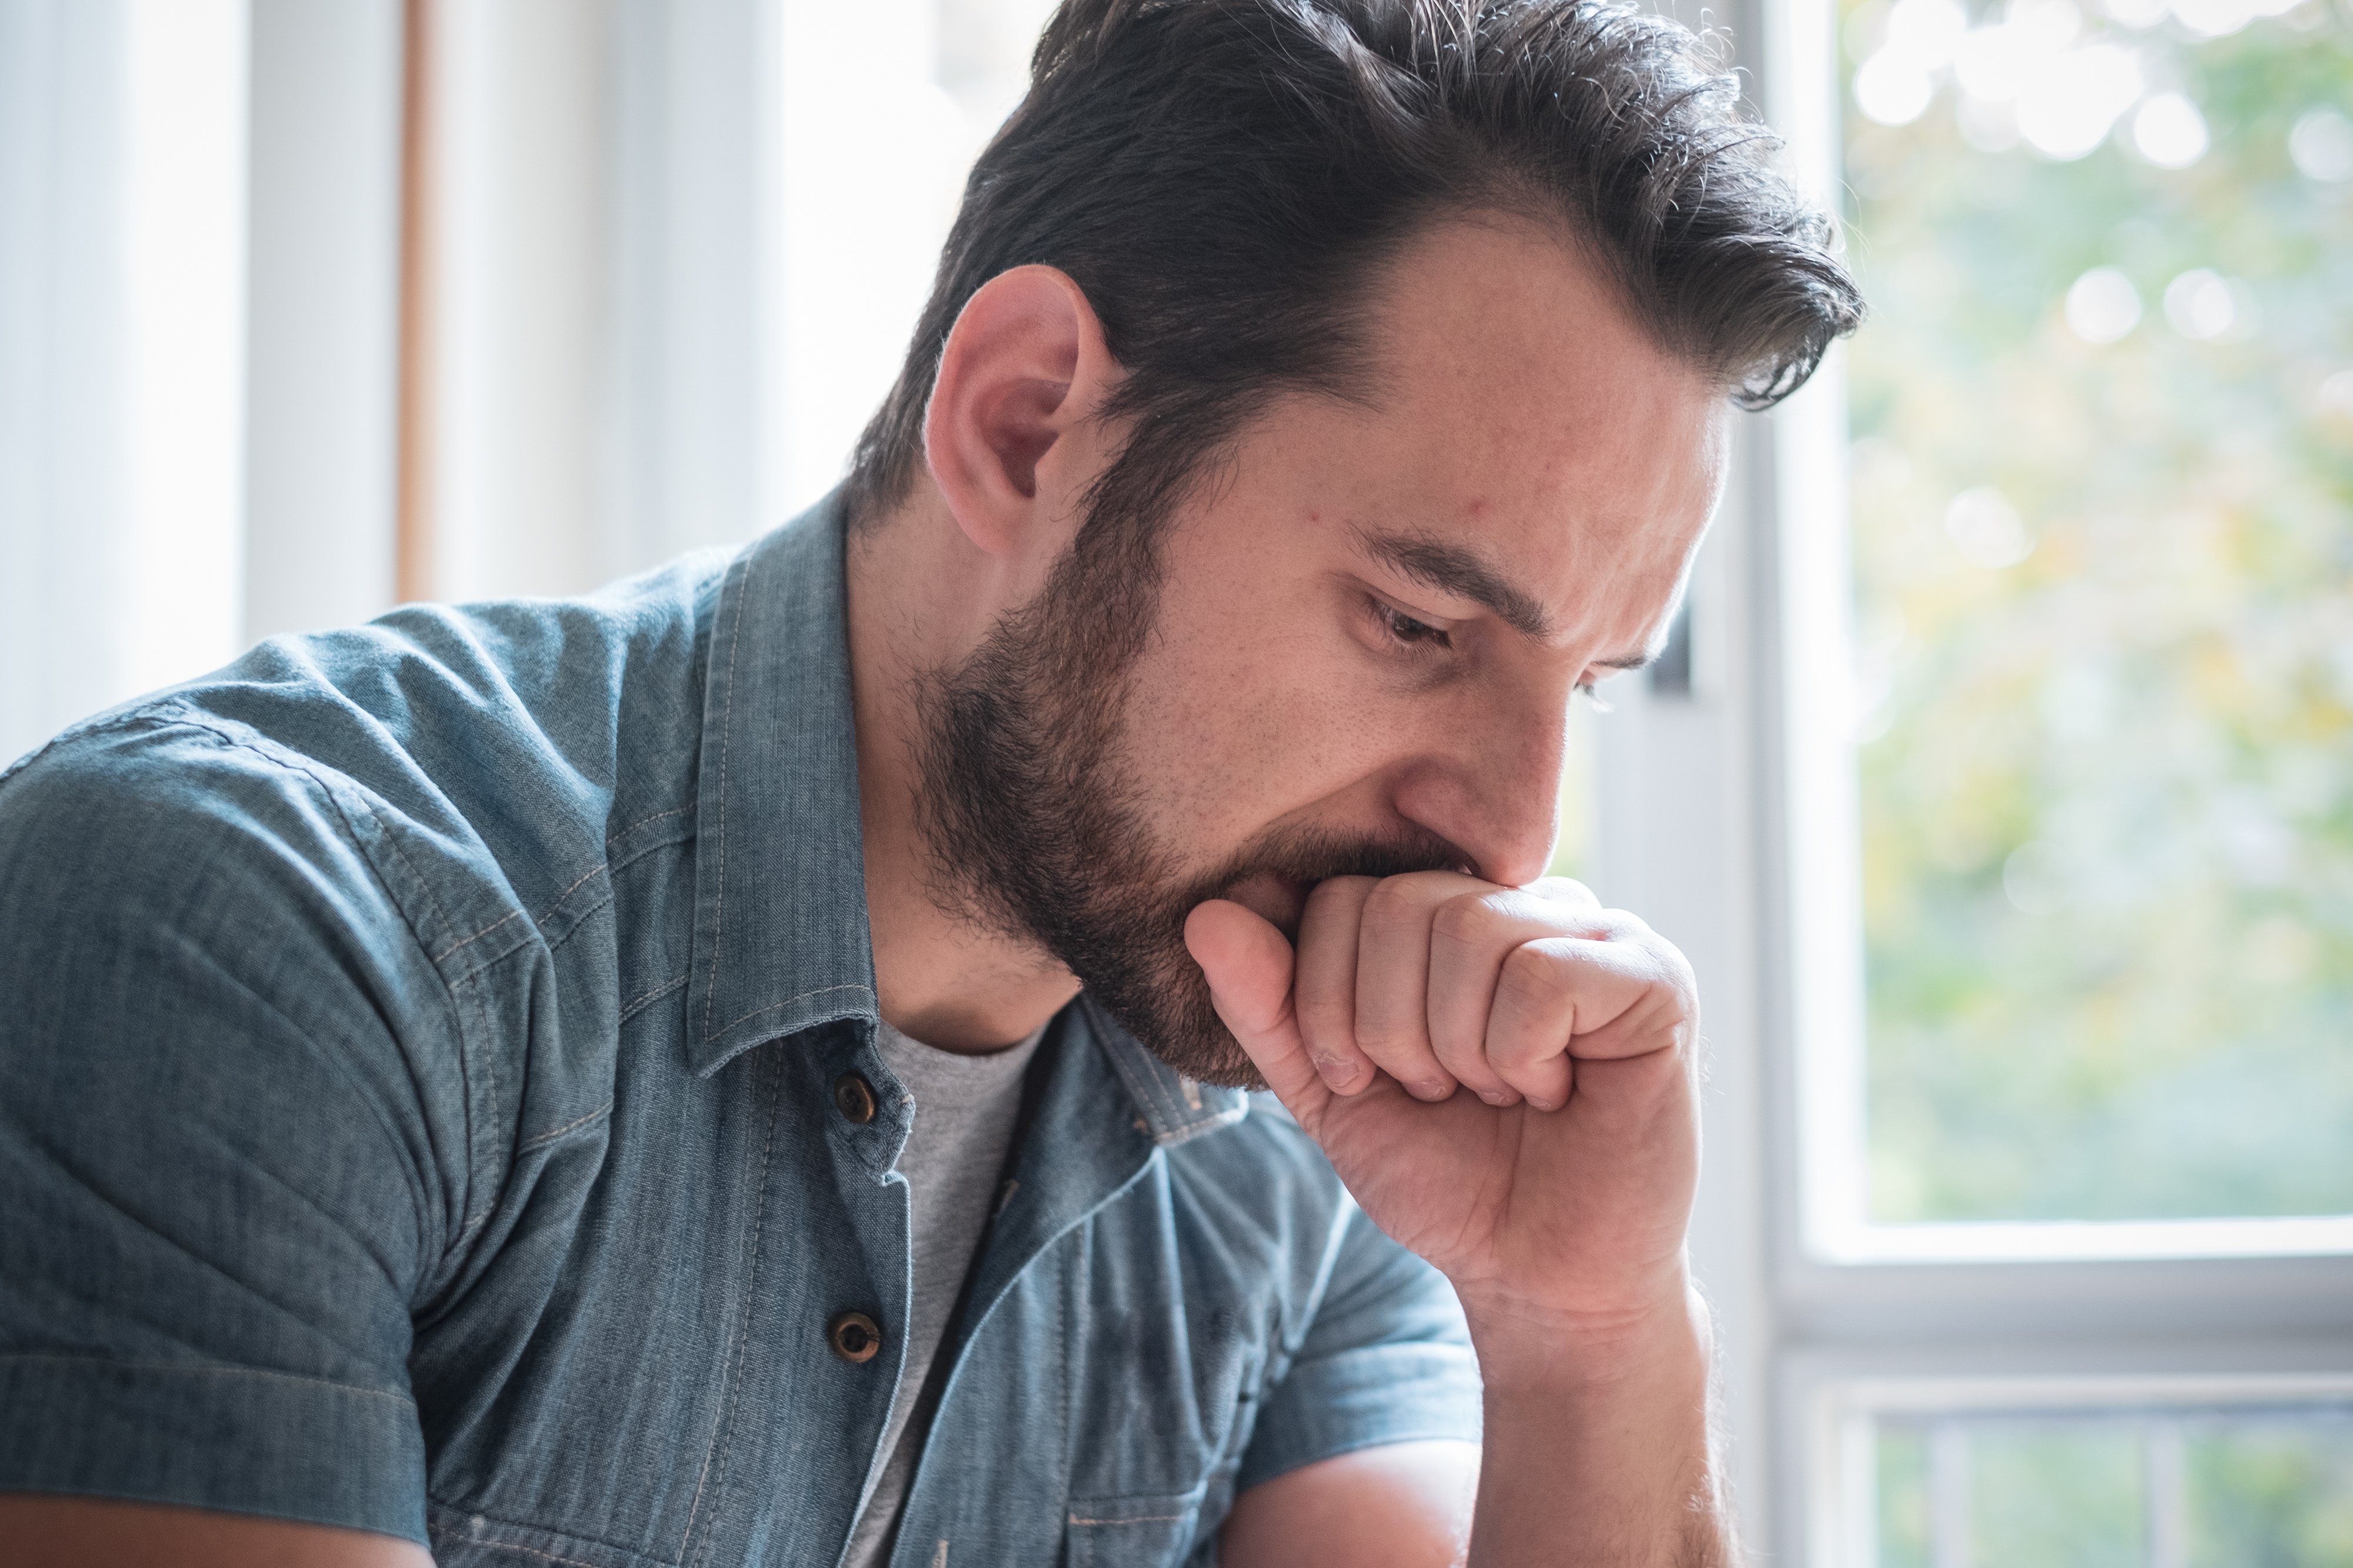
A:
[1063, 1482, 1209, 1568]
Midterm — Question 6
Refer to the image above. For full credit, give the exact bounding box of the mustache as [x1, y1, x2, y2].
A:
[1182, 822, 1477, 925]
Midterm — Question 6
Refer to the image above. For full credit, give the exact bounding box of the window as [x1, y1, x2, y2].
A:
[773, 0, 1060, 515]
[1592, 0, 2353, 1555]
[1579, 0, 2353, 1555]
[1836, 0, 2353, 1243]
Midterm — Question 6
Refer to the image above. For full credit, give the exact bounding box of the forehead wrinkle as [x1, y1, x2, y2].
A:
[1350, 526, 1558, 642]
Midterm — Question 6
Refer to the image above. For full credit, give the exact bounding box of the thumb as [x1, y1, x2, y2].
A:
[1184, 899, 1329, 1125]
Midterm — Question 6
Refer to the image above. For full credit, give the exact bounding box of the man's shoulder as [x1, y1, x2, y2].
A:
[15, 550, 723, 865]
[0, 546, 741, 1032]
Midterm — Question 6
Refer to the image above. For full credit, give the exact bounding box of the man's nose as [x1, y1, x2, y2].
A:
[1392, 696, 1571, 890]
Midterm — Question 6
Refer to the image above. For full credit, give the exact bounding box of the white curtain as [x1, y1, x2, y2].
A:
[0, 0, 249, 767]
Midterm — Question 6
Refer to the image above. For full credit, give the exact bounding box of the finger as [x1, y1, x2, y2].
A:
[1425, 890, 1540, 1105]
[1354, 870, 1486, 1102]
[1294, 876, 1378, 1095]
[1527, 875, 1604, 912]
[1428, 886, 1616, 1105]
[1484, 935, 1684, 1109]
[1184, 899, 1330, 1127]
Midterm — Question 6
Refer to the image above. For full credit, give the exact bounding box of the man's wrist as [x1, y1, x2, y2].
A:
[1457, 1270, 1712, 1395]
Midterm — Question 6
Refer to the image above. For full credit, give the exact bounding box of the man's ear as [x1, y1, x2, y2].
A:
[923, 265, 1119, 561]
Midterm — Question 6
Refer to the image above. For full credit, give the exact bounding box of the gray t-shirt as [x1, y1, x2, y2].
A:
[841, 1017, 1045, 1568]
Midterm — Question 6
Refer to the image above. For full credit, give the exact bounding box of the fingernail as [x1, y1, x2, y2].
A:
[1314, 1055, 1362, 1090]
[1527, 1095, 1561, 1112]
[1478, 1089, 1515, 1107]
[1411, 1080, 1452, 1102]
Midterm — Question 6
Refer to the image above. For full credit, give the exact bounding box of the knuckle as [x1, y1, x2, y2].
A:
[1428, 1021, 1482, 1070]
[1429, 891, 1502, 949]
[1358, 876, 1423, 931]
[1532, 875, 1597, 904]
[1305, 875, 1375, 920]
[1351, 1004, 1419, 1056]
[1294, 988, 1351, 1042]
[1498, 940, 1574, 1007]
[1485, 1029, 1543, 1070]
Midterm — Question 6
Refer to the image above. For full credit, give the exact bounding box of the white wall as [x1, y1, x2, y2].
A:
[243, 0, 402, 640]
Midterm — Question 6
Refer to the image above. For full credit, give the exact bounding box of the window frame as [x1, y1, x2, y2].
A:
[1585, 0, 2353, 1553]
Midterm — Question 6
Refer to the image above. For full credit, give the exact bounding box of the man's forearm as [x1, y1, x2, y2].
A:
[1463, 1283, 1734, 1568]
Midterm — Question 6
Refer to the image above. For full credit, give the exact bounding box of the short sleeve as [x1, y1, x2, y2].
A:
[1236, 1202, 1483, 1493]
[0, 716, 460, 1543]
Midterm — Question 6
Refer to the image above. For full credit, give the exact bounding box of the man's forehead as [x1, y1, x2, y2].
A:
[1340, 219, 1729, 531]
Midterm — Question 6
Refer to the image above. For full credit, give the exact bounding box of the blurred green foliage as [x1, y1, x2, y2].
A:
[1841, 0, 2353, 1220]
[1875, 1413, 2353, 1563]
[2188, 1417, 2353, 1564]
[1878, 1424, 1935, 1567]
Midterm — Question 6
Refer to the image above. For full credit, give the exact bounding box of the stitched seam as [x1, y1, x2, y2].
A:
[679, 1047, 782, 1563]
[473, 1543, 602, 1568]
[0, 1353, 415, 1409]
[541, 861, 609, 912]
[436, 968, 502, 1236]
[427, 1504, 677, 1568]
[620, 972, 689, 1022]
[712, 981, 875, 1035]
[1156, 1104, 1251, 1149]
[517, 1098, 615, 1152]
[312, 769, 489, 1260]
[106, 715, 478, 1262]
[540, 893, 615, 960]
[433, 860, 605, 965]
[698, 559, 747, 1043]
[608, 802, 694, 841]
[609, 829, 689, 878]
[1068, 1513, 1191, 1526]
[434, 908, 524, 962]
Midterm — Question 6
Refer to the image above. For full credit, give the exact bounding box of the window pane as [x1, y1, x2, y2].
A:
[1839, 0, 2353, 1221]
[1875, 1422, 1935, 1568]
[1870, 1410, 2353, 1566]
[2186, 1414, 2353, 1564]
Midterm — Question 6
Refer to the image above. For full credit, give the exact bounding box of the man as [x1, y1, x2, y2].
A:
[0, 0, 1859, 1562]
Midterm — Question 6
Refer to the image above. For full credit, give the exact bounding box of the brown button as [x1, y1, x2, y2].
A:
[829, 1309, 883, 1365]
[832, 1072, 877, 1125]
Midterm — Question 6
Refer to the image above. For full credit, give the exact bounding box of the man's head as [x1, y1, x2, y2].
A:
[854, 0, 1862, 1081]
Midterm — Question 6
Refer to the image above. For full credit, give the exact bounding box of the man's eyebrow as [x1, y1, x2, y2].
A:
[1352, 529, 1557, 640]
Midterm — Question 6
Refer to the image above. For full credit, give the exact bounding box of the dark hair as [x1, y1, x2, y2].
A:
[844, 0, 1864, 529]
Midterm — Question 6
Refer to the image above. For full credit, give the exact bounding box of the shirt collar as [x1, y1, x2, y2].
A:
[684, 490, 879, 1076]
[1081, 997, 1250, 1147]
[680, 489, 1248, 1145]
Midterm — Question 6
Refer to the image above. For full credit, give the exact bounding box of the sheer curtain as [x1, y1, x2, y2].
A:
[0, 0, 250, 766]
[0, 0, 781, 768]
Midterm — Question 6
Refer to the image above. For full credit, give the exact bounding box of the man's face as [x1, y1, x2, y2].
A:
[916, 216, 1730, 1083]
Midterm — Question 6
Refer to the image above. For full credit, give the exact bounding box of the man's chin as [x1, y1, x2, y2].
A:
[1079, 962, 1267, 1092]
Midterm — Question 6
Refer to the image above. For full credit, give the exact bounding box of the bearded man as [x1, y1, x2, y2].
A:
[0, 1, 1859, 1563]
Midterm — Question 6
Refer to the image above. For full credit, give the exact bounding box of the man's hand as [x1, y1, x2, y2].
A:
[1187, 873, 1731, 1567]
[1185, 872, 1699, 1339]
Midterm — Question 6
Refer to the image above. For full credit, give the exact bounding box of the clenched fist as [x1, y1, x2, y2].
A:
[1185, 872, 1701, 1336]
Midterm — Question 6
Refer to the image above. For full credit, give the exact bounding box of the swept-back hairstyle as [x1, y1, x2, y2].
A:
[844, 0, 1863, 535]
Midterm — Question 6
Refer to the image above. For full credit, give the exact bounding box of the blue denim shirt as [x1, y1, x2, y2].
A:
[0, 495, 1479, 1566]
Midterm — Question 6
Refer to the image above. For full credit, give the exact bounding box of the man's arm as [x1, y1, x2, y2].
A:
[0, 728, 448, 1546]
[0, 1497, 434, 1568]
[1189, 873, 1734, 1567]
[1222, 1440, 1479, 1568]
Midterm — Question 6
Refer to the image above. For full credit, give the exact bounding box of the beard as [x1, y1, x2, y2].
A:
[910, 486, 1468, 1087]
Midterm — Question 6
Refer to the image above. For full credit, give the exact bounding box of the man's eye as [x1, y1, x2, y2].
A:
[1378, 603, 1449, 649]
